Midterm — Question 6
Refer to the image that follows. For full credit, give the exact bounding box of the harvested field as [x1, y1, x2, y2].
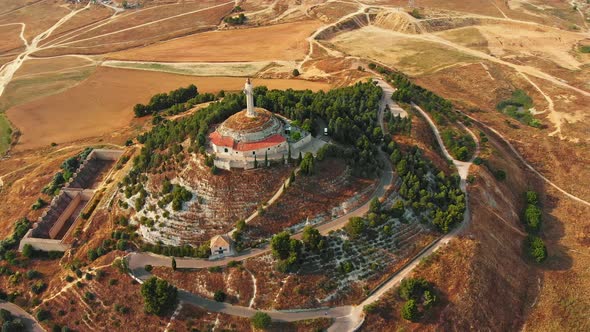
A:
[42, 1, 233, 56]
[0, 64, 95, 113]
[101, 60, 291, 77]
[37, 4, 114, 46]
[329, 26, 478, 75]
[0, 23, 26, 54]
[6, 67, 331, 151]
[14, 55, 96, 78]
[0, 0, 71, 43]
[245, 158, 376, 240]
[108, 20, 322, 62]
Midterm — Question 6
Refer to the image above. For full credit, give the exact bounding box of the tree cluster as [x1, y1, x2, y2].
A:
[270, 231, 302, 272]
[398, 278, 437, 322]
[254, 81, 383, 177]
[0, 218, 30, 262]
[441, 129, 476, 162]
[224, 13, 247, 25]
[159, 180, 193, 211]
[133, 84, 198, 117]
[385, 111, 411, 135]
[521, 191, 547, 263]
[141, 242, 210, 259]
[140, 276, 178, 315]
[43, 148, 93, 195]
[389, 144, 465, 233]
[1, 308, 25, 332]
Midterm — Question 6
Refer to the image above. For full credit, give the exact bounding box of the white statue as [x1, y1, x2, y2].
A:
[244, 78, 256, 118]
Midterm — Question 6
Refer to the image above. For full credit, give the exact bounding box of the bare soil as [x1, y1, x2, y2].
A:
[107, 20, 322, 62]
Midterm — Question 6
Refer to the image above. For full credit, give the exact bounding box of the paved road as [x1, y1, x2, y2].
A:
[0, 301, 45, 332]
[128, 149, 394, 270]
[128, 78, 479, 331]
[327, 81, 481, 332]
[374, 78, 407, 119]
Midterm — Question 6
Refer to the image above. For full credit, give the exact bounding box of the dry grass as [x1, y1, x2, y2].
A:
[330, 26, 478, 75]
[5, 67, 331, 151]
[107, 20, 322, 62]
[0, 0, 71, 42]
[0, 24, 26, 54]
[246, 158, 376, 240]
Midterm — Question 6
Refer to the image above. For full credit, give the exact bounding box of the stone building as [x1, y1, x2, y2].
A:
[209, 78, 294, 169]
[210, 235, 234, 259]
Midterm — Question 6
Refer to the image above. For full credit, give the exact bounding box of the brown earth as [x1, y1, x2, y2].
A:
[0, 0, 71, 43]
[6, 67, 331, 151]
[107, 20, 322, 62]
[32, 1, 234, 57]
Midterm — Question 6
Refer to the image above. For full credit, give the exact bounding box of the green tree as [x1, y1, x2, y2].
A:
[301, 226, 322, 252]
[251, 311, 271, 329]
[345, 217, 366, 239]
[171, 257, 177, 271]
[214, 290, 226, 302]
[264, 151, 268, 167]
[401, 299, 419, 321]
[22, 244, 34, 259]
[140, 277, 177, 315]
[292, 68, 300, 77]
[526, 191, 538, 205]
[526, 235, 547, 263]
[369, 197, 381, 213]
[299, 152, 315, 175]
[270, 232, 292, 260]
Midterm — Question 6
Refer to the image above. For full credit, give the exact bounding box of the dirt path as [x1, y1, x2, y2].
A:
[460, 111, 590, 207]
[0, 3, 90, 98]
[52, 1, 233, 47]
[125, 78, 478, 331]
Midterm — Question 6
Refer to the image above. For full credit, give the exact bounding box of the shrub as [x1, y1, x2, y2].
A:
[363, 302, 378, 313]
[292, 68, 300, 77]
[526, 235, 547, 263]
[144, 265, 153, 272]
[401, 299, 419, 321]
[65, 275, 74, 282]
[26, 270, 41, 280]
[250, 311, 271, 329]
[213, 290, 226, 302]
[36, 309, 50, 321]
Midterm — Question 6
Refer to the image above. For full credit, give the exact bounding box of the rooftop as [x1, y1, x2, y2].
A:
[221, 108, 274, 133]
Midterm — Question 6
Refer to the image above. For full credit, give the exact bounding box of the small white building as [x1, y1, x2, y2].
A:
[210, 235, 235, 259]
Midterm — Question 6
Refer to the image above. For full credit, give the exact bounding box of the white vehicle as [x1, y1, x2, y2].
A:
[324, 128, 328, 136]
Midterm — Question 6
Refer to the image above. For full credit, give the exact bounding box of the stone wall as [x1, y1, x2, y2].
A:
[19, 149, 123, 252]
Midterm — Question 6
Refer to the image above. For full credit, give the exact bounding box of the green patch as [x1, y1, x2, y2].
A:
[579, 45, 590, 53]
[0, 113, 12, 155]
[496, 90, 540, 128]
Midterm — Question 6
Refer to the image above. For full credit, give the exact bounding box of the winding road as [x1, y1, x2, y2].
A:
[0, 301, 45, 332]
[126, 78, 479, 331]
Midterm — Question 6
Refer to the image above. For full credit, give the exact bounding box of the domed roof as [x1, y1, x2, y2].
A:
[216, 108, 283, 143]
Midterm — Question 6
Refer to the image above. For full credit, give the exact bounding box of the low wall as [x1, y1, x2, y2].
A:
[19, 230, 71, 252]
[291, 133, 313, 150]
[89, 149, 124, 161]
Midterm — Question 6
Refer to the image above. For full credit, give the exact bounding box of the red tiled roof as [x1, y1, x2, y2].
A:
[209, 131, 233, 148]
[209, 132, 286, 152]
